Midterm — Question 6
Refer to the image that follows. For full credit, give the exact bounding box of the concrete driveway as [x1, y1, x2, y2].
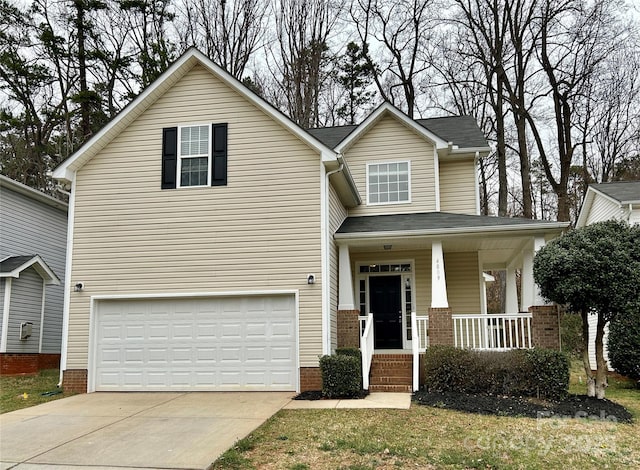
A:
[0, 391, 293, 470]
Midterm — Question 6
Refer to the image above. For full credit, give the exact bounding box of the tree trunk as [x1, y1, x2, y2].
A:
[594, 313, 608, 399]
[581, 308, 596, 397]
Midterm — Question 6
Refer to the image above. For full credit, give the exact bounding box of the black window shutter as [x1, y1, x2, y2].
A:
[161, 127, 178, 189]
[211, 123, 228, 186]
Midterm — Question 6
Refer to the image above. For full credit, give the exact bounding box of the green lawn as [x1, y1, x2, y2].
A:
[213, 365, 640, 470]
[0, 369, 68, 413]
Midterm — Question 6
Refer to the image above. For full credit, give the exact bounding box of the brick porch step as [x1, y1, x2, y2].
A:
[368, 354, 413, 393]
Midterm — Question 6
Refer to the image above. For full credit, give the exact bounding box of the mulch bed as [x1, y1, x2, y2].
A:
[294, 390, 369, 400]
[412, 390, 633, 423]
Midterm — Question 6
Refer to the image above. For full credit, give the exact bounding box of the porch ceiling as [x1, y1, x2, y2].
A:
[336, 212, 569, 268]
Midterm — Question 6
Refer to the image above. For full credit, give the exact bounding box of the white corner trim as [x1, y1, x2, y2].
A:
[320, 162, 330, 355]
[434, 146, 441, 212]
[1, 278, 12, 353]
[58, 172, 76, 385]
[39, 279, 46, 353]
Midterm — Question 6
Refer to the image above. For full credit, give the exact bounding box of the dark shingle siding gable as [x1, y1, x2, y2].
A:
[591, 181, 640, 204]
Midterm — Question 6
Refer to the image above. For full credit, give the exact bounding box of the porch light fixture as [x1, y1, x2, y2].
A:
[307, 274, 315, 284]
[74, 282, 84, 292]
[383, 244, 392, 250]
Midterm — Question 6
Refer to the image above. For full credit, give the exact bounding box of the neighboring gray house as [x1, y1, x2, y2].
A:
[576, 180, 640, 371]
[0, 175, 67, 374]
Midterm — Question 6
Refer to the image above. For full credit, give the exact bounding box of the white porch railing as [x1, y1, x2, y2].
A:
[411, 312, 429, 391]
[453, 313, 533, 350]
[359, 313, 374, 390]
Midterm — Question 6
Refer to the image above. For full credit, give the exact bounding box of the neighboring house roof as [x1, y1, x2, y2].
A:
[0, 255, 61, 285]
[335, 212, 568, 238]
[589, 181, 640, 204]
[308, 111, 489, 151]
[576, 181, 640, 227]
[0, 174, 68, 212]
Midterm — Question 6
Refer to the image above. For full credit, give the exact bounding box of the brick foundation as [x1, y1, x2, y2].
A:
[299, 367, 322, 391]
[62, 369, 88, 393]
[0, 353, 62, 376]
[427, 308, 453, 346]
[337, 309, 361, 348]
[529, 305, 561, 350]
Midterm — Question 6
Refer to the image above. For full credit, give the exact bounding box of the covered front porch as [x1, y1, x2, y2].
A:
[333, 212, 568, 391]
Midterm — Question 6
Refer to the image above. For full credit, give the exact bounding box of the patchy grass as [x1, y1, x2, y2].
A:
[0, 369, 68, 413]
[212, 363, 640, 470]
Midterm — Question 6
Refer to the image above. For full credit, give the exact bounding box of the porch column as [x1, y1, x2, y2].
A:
[338, 244, 355, 310]
[505, 267, 519, 313]
[520, 236, 546, 311]
[431, 240, 449, 308]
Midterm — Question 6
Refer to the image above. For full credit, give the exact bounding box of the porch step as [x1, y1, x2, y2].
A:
[368, 354, 413, 393]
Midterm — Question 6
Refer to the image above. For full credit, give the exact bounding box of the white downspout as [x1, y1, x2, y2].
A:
[322, 161, 345, 355]
[58, 173, 76, 387]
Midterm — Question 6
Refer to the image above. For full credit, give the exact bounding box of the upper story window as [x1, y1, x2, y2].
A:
[161, 123, 228, 190]
[367, 161, 411, 205]
[179, 125, 210, 187]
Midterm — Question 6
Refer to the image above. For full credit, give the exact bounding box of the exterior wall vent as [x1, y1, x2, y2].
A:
[20, 322, 33, 340]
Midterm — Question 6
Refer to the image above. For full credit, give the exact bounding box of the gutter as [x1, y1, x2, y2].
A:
[335, 221, 569, 241]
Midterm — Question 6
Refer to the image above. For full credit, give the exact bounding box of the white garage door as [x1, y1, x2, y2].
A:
[93, 295, 297, 391]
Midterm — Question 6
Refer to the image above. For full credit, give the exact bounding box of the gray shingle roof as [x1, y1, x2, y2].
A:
[416, 116, 488, 148]
[0, 255, 38, 274]
[307, 116, 487, 150]
[336, 212, 564, 235]
[307, 126, 357, 149]
[591, 181, 640, 203]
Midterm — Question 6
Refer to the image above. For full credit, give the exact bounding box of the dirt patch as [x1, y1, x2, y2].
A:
[412, 391, 633, 423]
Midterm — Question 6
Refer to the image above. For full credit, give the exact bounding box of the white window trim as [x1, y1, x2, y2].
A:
[177, 123, 211, 188]
[366, 160, 412, 205]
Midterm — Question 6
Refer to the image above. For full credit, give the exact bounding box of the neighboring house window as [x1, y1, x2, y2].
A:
[367, 161, 410, 204]
[161, 123, 228, 189]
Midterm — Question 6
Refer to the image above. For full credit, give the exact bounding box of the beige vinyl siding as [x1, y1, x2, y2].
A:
[439, 158, 478, 214]
[585, 194, 623, 224]
[68, 63, 323, 368]
[344, 116, 437, 216]
[444, 252, 481, 314]
[328, 182, 348, 348]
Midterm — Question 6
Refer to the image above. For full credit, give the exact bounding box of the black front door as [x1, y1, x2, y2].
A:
[369, 275, 402, 349]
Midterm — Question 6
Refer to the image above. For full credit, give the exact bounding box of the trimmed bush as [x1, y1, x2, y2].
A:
[608, 309, 640, 381]
[319, 354, 362, 398]
[423, 346, 568, 400]
[335, 347, 362, 359]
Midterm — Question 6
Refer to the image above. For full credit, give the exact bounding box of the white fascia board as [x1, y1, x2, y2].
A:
[334, 222, 569, 242]
[575, 189, 595, 228]
[52, 48, 339, 182]
[442, 147, 492, 160]
[589, 187, 625, 207]
[335, 102, 449, 153]
[0, 255, 60, 285]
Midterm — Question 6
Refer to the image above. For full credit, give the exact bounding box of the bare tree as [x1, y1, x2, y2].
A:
[180, 0, 267, 78]
[269, 0, 343, 128]
[351, 0, 435, 118]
